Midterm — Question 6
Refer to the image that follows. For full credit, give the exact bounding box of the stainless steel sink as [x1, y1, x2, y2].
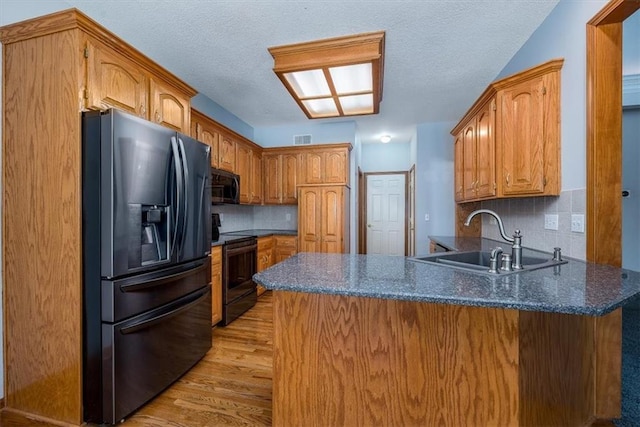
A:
[409, 250, 567, 276]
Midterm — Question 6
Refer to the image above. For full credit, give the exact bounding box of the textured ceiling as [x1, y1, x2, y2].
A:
[2, 0, 560, 144]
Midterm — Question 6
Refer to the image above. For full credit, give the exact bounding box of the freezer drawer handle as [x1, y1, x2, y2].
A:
[119, 260, 208, 292]
[120, 288, 209, 335]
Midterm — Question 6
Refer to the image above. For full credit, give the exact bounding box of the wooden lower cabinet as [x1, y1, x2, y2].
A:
[275, 235, 297, 263]
[211, 246, 223, 325]
[256, 236, 275, 296]
[298, 185, 350, 253]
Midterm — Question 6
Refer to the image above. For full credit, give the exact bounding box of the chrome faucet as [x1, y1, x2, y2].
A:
[464, 209, 523, 270]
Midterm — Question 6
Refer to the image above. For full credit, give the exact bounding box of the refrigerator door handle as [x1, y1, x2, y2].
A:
[178, 137, 189, 252]
[170, 136, 183, 257]
[119, 259, 208, 292]
[119, 287, 210, 335]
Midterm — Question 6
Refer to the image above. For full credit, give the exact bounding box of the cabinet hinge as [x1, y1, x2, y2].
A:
[83, 88, 88, 100]
[543, 177, 547, 187]
[542, 86, 547, 95]
[491, 99, 496, 111]
[83, 47, 89, 58]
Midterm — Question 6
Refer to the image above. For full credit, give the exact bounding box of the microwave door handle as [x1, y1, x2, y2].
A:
[233, 176, 240, 202]
[170, 136, 183, 257]
[178, 137, 189, 250]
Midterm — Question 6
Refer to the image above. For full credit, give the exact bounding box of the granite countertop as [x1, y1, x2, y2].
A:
[254, 242, 640, 317]
[211, 229, 297, 246]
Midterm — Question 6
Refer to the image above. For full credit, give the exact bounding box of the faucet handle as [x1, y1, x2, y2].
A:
[513, 229, 522, 237]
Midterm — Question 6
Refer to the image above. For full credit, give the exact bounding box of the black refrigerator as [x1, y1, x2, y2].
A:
[82, 109, 212, 424]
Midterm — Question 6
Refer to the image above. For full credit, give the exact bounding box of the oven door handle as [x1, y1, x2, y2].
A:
[119, 260, 208, 292]
[119, 287, 210, 335]
[225, 243, 257, 257]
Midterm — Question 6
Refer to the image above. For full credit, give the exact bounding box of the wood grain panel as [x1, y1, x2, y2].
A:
[594, 308, 622, 417]
[519, 311, 595, 426]
[2, 29, 83, 423]
[211, 246, 223, 325]
[272, 291, 521, 426]
[150, 77, 191, 133]
[585, 2, 640, 416]
[586, 21, 623, 267]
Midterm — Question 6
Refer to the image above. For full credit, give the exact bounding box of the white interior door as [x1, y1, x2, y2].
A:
[366, 174, 406, 255]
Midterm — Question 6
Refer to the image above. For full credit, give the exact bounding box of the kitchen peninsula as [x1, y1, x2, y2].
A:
[254, 246, 640, 426]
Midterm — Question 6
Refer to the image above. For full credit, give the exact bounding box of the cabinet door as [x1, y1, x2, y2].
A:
[321, 186, 343, 253]
[85, 40, 147, 117]
[211, 246, 223, 325]
[462, 123, 477, 200]
[256, 237, 274, 296]
[301, 152, 323, 184]
[194, 122, 220, 168]
[149, 77, 190, 133]
[475, 100, 496, 199]
[500, 77, 545, 195]
[251, 151, 263, 204]
[263, 154, 282, 204]
[324, 150, 348, 184]
[274, 236, 297, 263]
[219, 135, 236, 172]
[235, 143, 252, 203]
[454, 132, 464, 202]
[281, 153, 299, 204]
[298, 188, 322, 252]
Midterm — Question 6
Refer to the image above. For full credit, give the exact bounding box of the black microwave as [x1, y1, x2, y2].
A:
[211, 168, 240, 204]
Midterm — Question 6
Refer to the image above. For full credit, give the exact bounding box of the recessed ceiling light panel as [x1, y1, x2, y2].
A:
[269, 31, 385, 119]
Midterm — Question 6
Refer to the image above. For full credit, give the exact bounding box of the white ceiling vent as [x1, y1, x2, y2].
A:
[293, 134, 312, 145]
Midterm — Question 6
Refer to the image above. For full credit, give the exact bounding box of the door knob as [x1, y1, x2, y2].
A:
[367, 224, 372, 228]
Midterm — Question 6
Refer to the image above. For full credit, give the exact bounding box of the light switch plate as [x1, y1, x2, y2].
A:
[544, 214, 559, 230]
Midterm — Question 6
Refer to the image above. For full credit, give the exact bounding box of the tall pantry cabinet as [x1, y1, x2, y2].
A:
[0, 9, 196, 425]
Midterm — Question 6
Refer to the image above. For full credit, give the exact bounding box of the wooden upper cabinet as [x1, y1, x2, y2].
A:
[85, 39, 147, 117]
[251, 151, 263, 205]
[452, 59, 562, 202]
[324, 149, 348, 183]
[498, 77, 545, 196]
[263, 152, 299, 205]
[462, 122, 478, 200]
[84, 38, 194, 133]
[191, 114, 220, 168]
[299, 146, 350, 185]
[475, 101, 496, 199]
[236, 142, 252, 203]
[149, 77, 190, 133]
[235, 142, 263, 205]
[454, 132, 464, 202]
[219, 135, 236, 172]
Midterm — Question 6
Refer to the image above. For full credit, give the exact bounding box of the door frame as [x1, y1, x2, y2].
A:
[359, 171, 410, 255]
[586, 0, 640, 419]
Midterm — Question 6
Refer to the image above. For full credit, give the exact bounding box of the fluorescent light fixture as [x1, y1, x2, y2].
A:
[380, 135, 391, 143]
[269, 31, 385, 119]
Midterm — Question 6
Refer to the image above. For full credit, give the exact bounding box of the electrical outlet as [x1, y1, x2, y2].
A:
[286, 213, 291, 221]
[425, 213, 430, 221]
[219, 213, 224, 222]
[571, 214, 585, 233]
[544, 214, 558, 230]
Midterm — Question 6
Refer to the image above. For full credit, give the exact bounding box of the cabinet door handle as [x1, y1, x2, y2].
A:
[505, 173, 511, 187]
[140, 104, 146, 115]
[155, 112, 161, 122]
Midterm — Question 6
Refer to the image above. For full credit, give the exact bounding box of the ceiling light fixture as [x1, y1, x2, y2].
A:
[380, 135, 391, 143]
[268, 31, 385, 119]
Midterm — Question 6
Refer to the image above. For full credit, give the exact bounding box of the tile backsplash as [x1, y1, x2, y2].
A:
[480, 189, 586, 260]
[212, 204, 298, 233]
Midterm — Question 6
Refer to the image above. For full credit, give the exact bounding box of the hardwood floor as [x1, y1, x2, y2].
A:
[121, 292, 273, 427]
